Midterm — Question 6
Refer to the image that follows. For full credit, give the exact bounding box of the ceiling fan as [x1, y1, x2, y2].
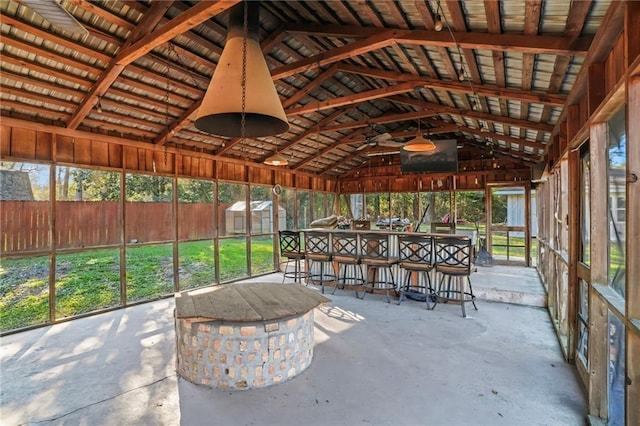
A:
[354, 126, 404, 151]
[22, 0, 89, 37]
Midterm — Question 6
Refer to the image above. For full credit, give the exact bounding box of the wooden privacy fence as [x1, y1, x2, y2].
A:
[1, 201, 218, 253]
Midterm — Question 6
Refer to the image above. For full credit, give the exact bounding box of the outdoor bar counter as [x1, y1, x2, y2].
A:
[298, 227, 477, 298]
[175, 283, 330, 390]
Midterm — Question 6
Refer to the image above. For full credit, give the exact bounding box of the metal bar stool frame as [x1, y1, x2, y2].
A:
[331, 231, 365, 298]
[433, 236, 477, 317]
[278, 230, 308, 284]
[358, 232, 399, 303]
[397, 234, 436, 308]
[304, 230, 336, 294]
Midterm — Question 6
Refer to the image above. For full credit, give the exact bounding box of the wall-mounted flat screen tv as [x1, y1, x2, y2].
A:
[400, 139, 458, 173]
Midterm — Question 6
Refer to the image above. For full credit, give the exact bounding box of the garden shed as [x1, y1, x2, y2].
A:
[225, 200, 286, 234]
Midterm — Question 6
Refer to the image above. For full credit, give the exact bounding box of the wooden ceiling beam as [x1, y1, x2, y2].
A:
[285, 81, 421, 115]
[282, 25, 593, 56]
[321, 110, 442, 133]
[67, 1, 174, 129]
[271, 30, 399, 80]
[257, 109, 348, 163]
[116, 1, 240, 66]
[336, 65, 567, 106]
[384, 96, 553, 133]
[519, 0, 543, 138]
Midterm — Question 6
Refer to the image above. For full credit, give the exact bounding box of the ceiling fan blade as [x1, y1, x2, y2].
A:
[378, 140, 404, 148]
[355, 143, 369, 151]
[370, 132, 392, 143]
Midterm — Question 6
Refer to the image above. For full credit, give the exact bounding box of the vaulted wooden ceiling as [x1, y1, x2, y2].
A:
[0, 0, 613, 178]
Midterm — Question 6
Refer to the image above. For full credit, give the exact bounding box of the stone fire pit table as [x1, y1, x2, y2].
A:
[175, 283, 330, 390]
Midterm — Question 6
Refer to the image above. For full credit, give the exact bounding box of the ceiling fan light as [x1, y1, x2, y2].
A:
[264, 153, 289, 166]
[403, 135, 436, 152]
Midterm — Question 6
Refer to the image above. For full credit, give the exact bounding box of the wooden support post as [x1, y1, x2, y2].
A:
[567, 148, 580, 363]
[588, 122, 608, 418]
[626, 74, 640, 426]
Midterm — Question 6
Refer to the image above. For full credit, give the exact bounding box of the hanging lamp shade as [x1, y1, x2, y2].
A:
[403, 135, 437, 152]
[264, 152, 289, 166]
[194, 2, 289, 137]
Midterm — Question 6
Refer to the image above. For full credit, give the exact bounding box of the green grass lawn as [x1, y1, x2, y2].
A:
[0, 238, 275, 332]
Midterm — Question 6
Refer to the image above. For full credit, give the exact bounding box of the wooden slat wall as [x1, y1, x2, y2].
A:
[0, 125, 335, 190]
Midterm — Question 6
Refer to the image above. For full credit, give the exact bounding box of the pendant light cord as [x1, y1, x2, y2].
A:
[240, 0, 248, 150]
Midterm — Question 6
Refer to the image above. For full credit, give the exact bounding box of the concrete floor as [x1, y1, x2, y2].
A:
[0, 266, 586, 426]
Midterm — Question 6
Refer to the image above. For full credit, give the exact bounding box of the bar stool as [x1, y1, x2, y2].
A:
[359, 232, 399, 303]
[397, 234, 435, 308]
[304, 230, 336, 294]
[279, 230, 307, 283]
[331, 231, 365, 298]
[433, 236, 477, 317]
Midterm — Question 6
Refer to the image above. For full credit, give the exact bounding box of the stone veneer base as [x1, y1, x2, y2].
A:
[175, 309, 315, 390]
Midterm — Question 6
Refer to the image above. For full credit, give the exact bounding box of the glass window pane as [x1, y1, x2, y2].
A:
[178, 241, 215, 291]
[420, 191, 451, 226]
[125, 174, 173, 243]
[278, 188, 296, 230]
[0, 255, 50, 332]
[297, 190, 310, 229]
[607, 311, 625, 426]
[312, 191, 325, 220]
[1, 162, 50, 254]
[178, 178, 214, 239]
[577, 279, 589, 367]
[55, 249, 121, 319]
[56, 167, 121, 249]
[177, 178, 215, 291]
[365, 192, 389, 227]
[607, 107, 626, 299]
[218, 183, 247, 237]
[250, 185, 277, 235]
[455, 190, 486, 236]
[126, 244, 173, 302]
[219, 237, 247, 282]
[251, 236, 274, 275]
[327, 193, 336, 216]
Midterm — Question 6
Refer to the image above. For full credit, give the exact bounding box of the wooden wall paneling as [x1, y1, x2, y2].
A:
[73, 138, 92, 165]
[108, 143, 122, 169]
[201, 158, 214, 179]
[297, 175, 310, 190]
[0, 126, 11, 157]
[123, 146, 138, 171]
[90, 140, 109, 167]
[35, 132, 52, 161]
[178, 154, 191, 176]
[10, 128, 37, 159]
[588, 121, 609, 418]
[56, 135, 74, 163]
[141, 149, 152, 173]
[588, 62, 606, 116]
[248, 166, 270, 186]
[627, 1, 640, 69]
[156, 150, 173, 174]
